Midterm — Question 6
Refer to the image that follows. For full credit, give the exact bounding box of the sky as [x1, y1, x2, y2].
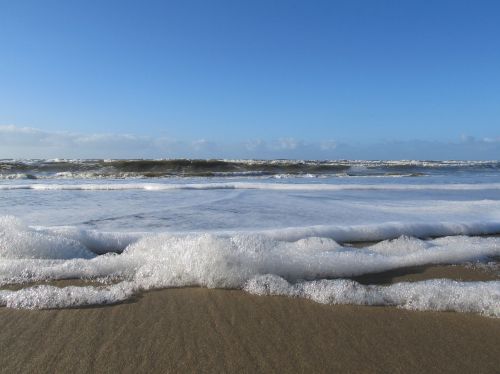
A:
[1, 0, 499, 159]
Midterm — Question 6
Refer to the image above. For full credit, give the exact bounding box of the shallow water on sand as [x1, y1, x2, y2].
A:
[1, 160, 499, 313]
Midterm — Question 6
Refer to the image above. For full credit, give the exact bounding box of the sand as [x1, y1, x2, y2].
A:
[0, 264, 499, 374]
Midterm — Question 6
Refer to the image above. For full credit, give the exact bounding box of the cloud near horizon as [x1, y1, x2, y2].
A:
[0, 125, 499, 160]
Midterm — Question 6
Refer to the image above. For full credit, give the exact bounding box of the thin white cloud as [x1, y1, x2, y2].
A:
[320, 140, 337, 151]
[483, 137, 500, 143]
[0, 125, 179, 158]
[275, 137, 299, 150]
[0, 125, 498, 160]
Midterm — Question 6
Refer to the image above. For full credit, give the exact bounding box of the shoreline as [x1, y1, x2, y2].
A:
[1, 263, 499, 373]
[3, 260, 498, 291]
[1, 288, 499, 374]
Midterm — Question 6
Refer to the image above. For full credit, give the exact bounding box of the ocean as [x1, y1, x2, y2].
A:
[1, 159, 499, 315]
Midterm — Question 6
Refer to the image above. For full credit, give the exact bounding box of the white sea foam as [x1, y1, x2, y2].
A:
[0, 216, 499, 313]
[258, 221, 500, 243]
[0, 282, 135, 309]
[2, 182, 500, 191]
[0, 173, 37, 180]
[1, 277, 498, 316]
[244, 276, 500, 317]
[0, 172, 426, 180]
[35, 225, 142, 254]
[0, 217, 95, 260]
[25, 220, 500, 252]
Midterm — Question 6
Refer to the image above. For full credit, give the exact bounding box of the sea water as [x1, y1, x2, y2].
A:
[0, 159, 499, 315]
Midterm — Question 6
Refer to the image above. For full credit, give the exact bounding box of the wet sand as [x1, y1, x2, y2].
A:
[0, 264, 499, 374]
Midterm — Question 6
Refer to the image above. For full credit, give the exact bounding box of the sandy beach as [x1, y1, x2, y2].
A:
[1, 263, 499, 374]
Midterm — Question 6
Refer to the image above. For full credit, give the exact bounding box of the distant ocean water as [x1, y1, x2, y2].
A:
[1, 159, 499, 314]
[2, 158, 500, 179]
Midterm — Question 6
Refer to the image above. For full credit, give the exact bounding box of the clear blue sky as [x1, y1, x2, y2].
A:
[1, 0, 499, 159]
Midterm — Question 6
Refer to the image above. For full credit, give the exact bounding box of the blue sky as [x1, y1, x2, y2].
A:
[1, 0, 499, 159]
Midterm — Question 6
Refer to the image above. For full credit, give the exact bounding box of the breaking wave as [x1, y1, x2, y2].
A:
[0, 216, 498, 315]
[2, 181, 500, 191]
[1, 159, 499, 179]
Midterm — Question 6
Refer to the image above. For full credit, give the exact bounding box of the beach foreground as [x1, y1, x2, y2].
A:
[1, 265, 499, 374]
